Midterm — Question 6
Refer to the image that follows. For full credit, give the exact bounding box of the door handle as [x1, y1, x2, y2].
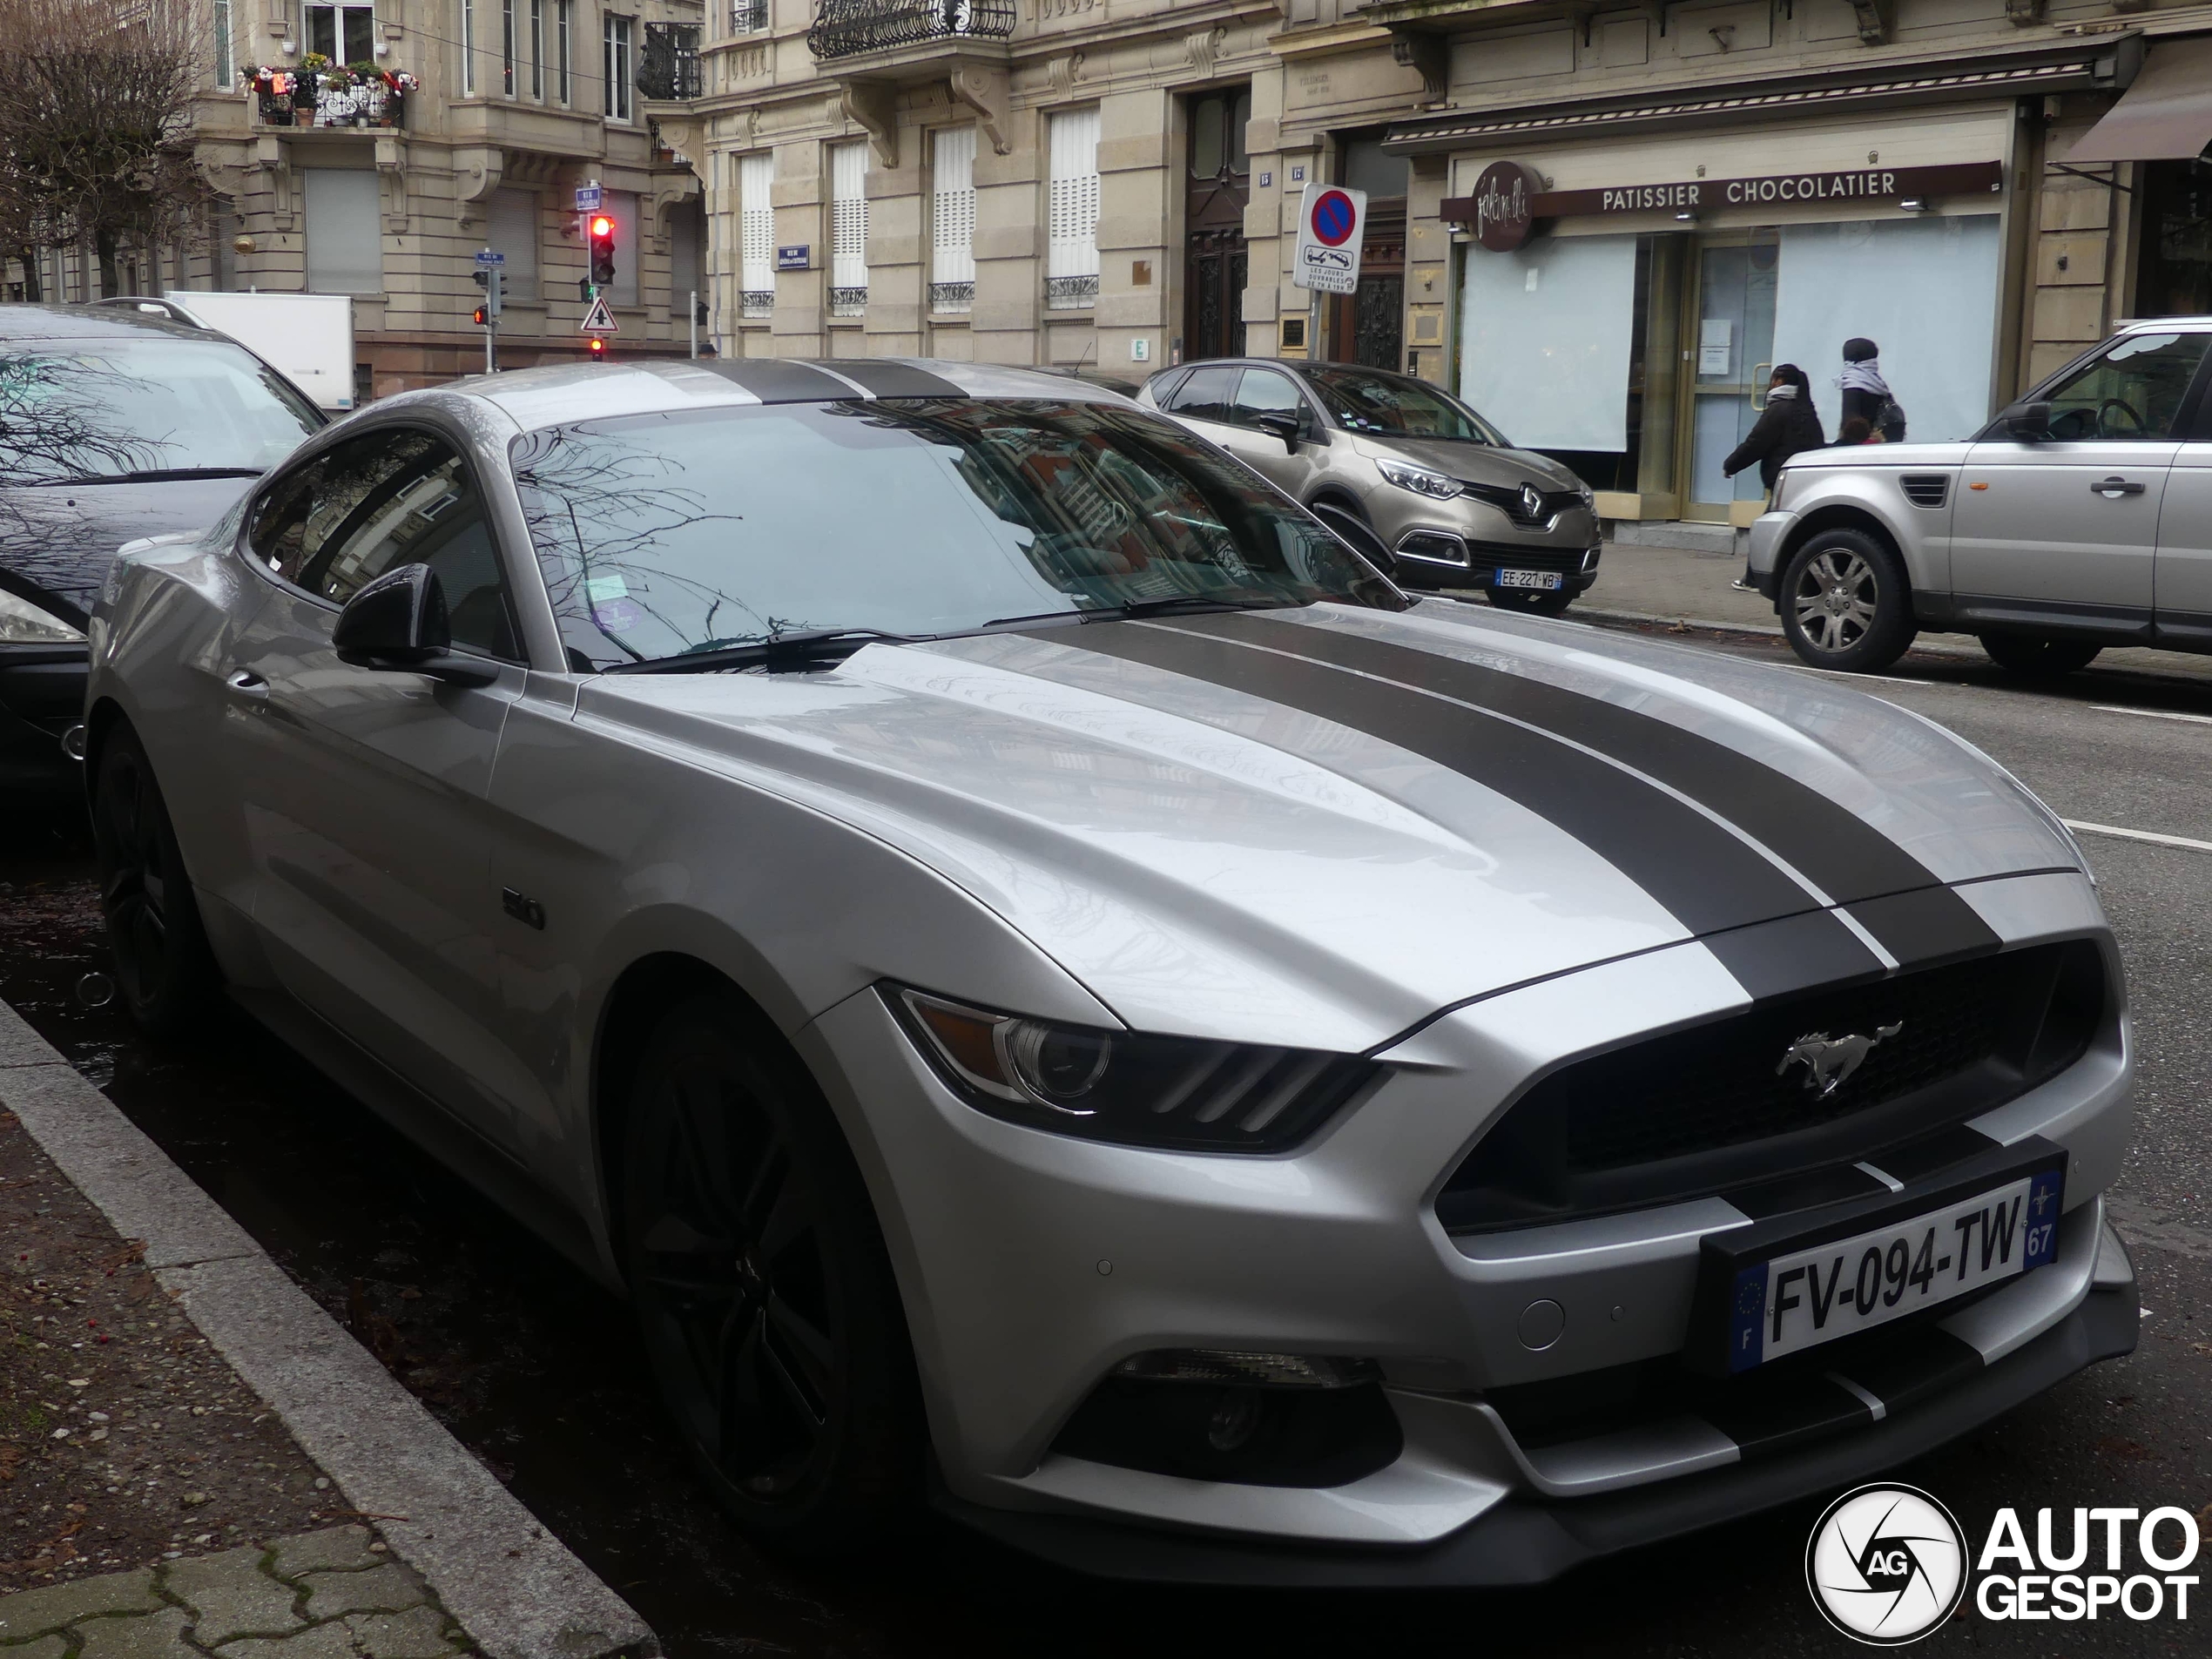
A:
[2090, 476, 2147, 496]
[224, 668, 269, 697]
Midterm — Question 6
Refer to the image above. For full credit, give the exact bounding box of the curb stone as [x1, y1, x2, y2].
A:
[0, 1002, 658, 1659]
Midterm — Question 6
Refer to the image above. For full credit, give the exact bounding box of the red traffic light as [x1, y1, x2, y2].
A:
[590, 214, 613, 238]
[472, 306, 488, 327]
[586, 336, 608, 358]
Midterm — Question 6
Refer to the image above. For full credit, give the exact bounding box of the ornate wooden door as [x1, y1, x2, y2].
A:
[1182, 89, 1251, 362]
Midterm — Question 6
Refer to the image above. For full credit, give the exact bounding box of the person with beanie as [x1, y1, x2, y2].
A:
[1839, 337, 1905, 441]
[1723, 363, 1826, 491]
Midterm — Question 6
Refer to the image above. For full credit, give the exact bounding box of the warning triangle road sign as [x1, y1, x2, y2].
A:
[579, 294, 619, 334]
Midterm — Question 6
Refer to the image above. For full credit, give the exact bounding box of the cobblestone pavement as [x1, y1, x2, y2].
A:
[0, 1527, 471, 1659]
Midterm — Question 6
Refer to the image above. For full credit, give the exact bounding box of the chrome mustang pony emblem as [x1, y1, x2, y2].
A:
[1777, 1022, 1904, 1098]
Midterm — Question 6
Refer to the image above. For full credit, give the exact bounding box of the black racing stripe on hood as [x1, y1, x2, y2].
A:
[1039, 618, 1821, 941]
[1179, 610, 2000, 964]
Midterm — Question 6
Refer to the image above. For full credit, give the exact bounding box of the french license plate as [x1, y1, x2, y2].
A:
[1495, 568, 1563, 590]
[1711, 1160, 2065, 1372]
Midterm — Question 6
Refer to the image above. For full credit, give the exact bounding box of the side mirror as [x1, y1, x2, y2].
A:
[2004, 401, 2052, 442]
[332, 563, 499, 686]
[1251, 409, 1304, 453]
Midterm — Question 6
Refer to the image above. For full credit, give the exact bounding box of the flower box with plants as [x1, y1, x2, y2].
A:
[242, 57, 417, 128]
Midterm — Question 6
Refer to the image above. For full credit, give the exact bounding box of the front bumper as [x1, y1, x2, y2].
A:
[936, 1218, 2136, 1585]
[801, 870, 2131, 1563]
[1745, 510, 1795, 603]
[0, 644, 88, 799]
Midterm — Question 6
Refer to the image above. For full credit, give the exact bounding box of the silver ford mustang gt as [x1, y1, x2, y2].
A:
[85, 358, 2136, 1583]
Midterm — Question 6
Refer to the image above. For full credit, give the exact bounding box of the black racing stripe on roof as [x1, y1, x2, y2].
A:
[1183, 610, 1999, 965]
[1038, 618, 1820, 941]
[819, 360, 968, 398]
[694, 360, 864, 402]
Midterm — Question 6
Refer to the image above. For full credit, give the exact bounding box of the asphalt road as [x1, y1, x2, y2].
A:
[1, 619, 2207, 1656]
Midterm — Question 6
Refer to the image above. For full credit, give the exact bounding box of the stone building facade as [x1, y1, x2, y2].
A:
[16, 0, 713, 400]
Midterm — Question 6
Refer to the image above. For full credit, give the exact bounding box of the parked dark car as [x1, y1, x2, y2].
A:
[0, 304, 324, 802]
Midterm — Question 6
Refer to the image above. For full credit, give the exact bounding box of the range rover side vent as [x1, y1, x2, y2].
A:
[1901, 475, 1949, 509]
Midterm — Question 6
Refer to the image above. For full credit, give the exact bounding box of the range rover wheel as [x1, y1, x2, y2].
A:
[1485, 585, 1574, 618]
[621, 994, 919, 1554]
[1778, 529, 1917, 673]
[91, 724, 219, 1041]
[1978, 631, 2103, 678]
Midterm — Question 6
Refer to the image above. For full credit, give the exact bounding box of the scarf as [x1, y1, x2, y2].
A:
[1767, 383, 1800, 400]
[1838, 359, 1890, 397]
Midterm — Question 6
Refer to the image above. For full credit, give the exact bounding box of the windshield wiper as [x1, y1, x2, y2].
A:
[32, 466, 266, 486]
[605, 627, 929, 675]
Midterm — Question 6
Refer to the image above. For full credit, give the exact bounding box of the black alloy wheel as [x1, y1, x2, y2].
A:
[1485, 584, 1574, 618]
[1979, 631, 2104, 678]
[91, 725, 218, 1040]
[621, 995, 918, 1552]
[1777, 528, 1917, 673]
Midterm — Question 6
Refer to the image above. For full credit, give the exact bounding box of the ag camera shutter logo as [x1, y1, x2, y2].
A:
[1805, 1484, 1969, 1644]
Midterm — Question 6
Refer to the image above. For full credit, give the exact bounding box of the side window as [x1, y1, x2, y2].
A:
[250, 428, 520, 661]
[2041, 331, 2210, 442]
[1166, 364, 1238, 423]
[1231, 368, 1305, 428]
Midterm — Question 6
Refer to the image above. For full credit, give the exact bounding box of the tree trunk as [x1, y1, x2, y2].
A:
[16, 252, 39, 302]
[96, 226, 119, 298]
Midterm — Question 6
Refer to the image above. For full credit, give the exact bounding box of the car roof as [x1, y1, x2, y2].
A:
[2115, 315, 2212, 333]
[0, 301, 221, 344]
[408, 356, 1143, 431]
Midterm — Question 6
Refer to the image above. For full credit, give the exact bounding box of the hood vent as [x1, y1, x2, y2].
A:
[1901, 475, 1949, 509]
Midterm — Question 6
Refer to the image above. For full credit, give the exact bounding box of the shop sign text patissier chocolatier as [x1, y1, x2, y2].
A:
[1444, 161, 2003, 249]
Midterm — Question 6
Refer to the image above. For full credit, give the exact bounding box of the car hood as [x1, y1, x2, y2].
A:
[0, 475, 255, 624]
[1359, 435, 1585, 490]
[1783, 442, 1974, 471]
[580, 603, 2081, 1052]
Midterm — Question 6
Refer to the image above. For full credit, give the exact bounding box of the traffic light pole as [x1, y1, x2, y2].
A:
[484, 266, 501, 374]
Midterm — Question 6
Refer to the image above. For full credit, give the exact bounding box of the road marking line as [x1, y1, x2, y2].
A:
[2090, 704, 2212, 725]
[2062, 819, 2212, 854]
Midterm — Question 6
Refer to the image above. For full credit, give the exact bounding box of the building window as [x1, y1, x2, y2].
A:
[487, 187, 541, 298]
[930, 126, 975, 314]
[604, 13, 633, 122]
[214, 0, 234, 87]
[502, 0, 516, 93]
[829, 139, 867, 317]
[529, 0, 543, 97]
[556, 0, 570, 101]
[459, 0, 475, 95]
[1046, 107, 1100, 310]
[731, 0, 765, 31]
[302, 168, 383, 294]
[306, 1, 375, 64]
[739, 151, 774, 318]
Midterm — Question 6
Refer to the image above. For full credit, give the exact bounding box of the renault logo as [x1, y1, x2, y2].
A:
[1518, 482, 1545, 520]
[1777, 1022, 1904, 1098]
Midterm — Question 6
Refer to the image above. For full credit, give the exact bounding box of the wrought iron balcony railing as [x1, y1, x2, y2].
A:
[732, 0, 768, 30]
[637, 22, 704, 99]
[806, 0, 1015, 62]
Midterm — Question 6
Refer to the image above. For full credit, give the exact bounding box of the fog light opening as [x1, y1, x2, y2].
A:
[1206, 1387, 1263, 1452]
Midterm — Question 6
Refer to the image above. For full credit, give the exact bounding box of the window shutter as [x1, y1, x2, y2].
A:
[739, 152, 775, 317]
[931, 126, 975, 314]
[486, 188, 540, 295]
[830, 140, 868, 316]
[1046, 108, 1100, 309]
[302, 168, 383, 295]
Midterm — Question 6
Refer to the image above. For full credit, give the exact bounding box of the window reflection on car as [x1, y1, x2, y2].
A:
[1302, 367, 1509, 446]
[0, 339, 321, 485]
[510, 397, 1405, 671]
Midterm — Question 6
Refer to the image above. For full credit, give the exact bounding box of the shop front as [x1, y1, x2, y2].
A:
[1433, 111, 2016, 525]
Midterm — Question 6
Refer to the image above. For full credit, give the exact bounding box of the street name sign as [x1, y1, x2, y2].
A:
[574, 184, 604, 211]
[474, 249, 505, 266]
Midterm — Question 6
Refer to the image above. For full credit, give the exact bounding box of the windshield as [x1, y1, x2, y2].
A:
[0, 336, 321, 485]
[511, 398, 1405, 671]
[1304, 368, 1508, 445]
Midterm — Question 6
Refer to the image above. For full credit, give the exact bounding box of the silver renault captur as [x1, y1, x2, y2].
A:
[1140, 359, 1602, 613]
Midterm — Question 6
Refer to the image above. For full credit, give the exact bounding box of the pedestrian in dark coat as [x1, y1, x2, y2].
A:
[1839, 337, 1906, 441]
[1723, 364, 1825, 491]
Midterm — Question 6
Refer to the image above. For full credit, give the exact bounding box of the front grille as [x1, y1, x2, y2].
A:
[1462, 482, 1586, 527]
[1439, 940, 2104, 1233]
[1461, 542, 1588, 573]
[1901, 475, 1949, 509]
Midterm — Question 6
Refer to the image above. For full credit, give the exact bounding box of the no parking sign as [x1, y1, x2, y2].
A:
[1293, 183, 1367, 294]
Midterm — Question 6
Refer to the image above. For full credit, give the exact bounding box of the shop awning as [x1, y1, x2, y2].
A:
[2067, 38, 2212, 164]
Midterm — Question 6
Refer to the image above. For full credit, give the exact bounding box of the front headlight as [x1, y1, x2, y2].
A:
[1375, 457, 1463, 501]
[1770, 467, 1799, 513]
[0, 588, 86, 644]
[888, 986, 1379, 1152]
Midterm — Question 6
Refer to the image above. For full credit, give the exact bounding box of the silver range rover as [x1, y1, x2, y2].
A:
[1749, 317, 2212, 675]
[1140, 360, 1602, 615]
[87, 359, 2134, 1585]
